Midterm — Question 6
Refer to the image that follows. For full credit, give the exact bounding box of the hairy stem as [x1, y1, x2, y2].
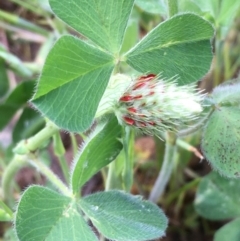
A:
[122, 127, 134, 192]
[58, 155, 70, 184]
[0, 9, 49, 36]
[178, 109, 214, 137]
[167, 0, 178, 17]
[149, 132, 177, 203]
[105, 162, 115, 191]
[0, 200, 13, 218]
[14, 121, 59, 154]
[177, 139, 203, 160]
[29, 154, 71, 197]
[2, 122, 69, 201]
[165, 178, 200, 206]
[2, 155, 28, 200]
[53, 132, 69, 183]
[70, 133, 78, 156]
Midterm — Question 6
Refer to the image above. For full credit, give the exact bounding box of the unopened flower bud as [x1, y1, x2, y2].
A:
[114, 74, 205, 135]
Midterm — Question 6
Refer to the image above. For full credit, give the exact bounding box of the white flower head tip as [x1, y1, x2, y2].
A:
[115, 74, 205, 135]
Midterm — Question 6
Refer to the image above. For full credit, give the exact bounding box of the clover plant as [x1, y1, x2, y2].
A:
[0, 0, 240, 241]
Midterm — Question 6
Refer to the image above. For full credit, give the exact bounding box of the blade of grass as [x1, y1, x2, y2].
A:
[10, 0, 50, 16]
[0, 9, 49, 36]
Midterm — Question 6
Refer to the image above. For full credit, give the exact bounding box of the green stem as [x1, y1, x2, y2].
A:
[70, 133, 78, 156]
[223, 42, 232, 80]
[177, 139, 203, 160]
[167, 0, 178, 18]
[2, 122, 70, 202]
[0, 9, 49, 36]
[0, 200, 13, 218]
[0, 51, 33, 78]
[165, 178, 200, 206]
[58, 155, 70, 183]
[101, 167, 107, 186]
[2, 155, 28, 200]
[178, 108, 214, 137]
[10, 0, 49, 16]
[53, 132, 69, 183]
[122, 127, 134, 192]
[177, 122, 203, 137]
[149, 132, 177, 203]
[105, 162, 115, 191]
[14, 121, 59, 154]
[29, 154, 71, 197]
[159, 133, 203, 159]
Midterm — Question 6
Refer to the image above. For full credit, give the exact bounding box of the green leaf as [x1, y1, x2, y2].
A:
[178, 0, 202, 15]
[194, 172, 240, 220]
[126, 13, 214, 85]
[135, 0, 167, 15]
[12, 108, 44, 143]
[120, 9, 139, 54]
[49, 0, 135, 53]
[0, 59, 9, 98]
[32, 35, 114, 132]
[190, 0, 240, 37]
[0, 104, 18, 130]
[0, 80, 35, 130]
[201, 106, 240, 178]
[79, 190, 168, 241]
[191, 0, 219, 19]
[6, 80, 35, 106]
[71, 117, 122, 193]
[214, 218, 240, 241]
[192, 0, 240, 26]
[210, 79, 240, 106]
[15, 186, 98, 241]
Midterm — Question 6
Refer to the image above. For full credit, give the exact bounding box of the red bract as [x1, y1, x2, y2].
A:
[120, 95, 133, 102]
[127, 107, 137, 113]
[123, 116, 135, 125]
[133, 82, 147, 90]
[133, 95, 143, 100]
[138, 74, 156, 81]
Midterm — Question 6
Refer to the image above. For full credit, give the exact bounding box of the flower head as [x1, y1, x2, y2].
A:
[114, 74, 205, 136]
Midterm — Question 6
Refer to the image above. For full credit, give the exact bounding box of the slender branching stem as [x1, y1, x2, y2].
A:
[29, 154, 71, 197]
[2, 155, 28, 200]
[0, 200, 13, 218]
[177, 139, 203, 160]
[2, 121, 71, 202]
[165, 178, 201, 206]
[53, 132, 69, 183]
[0, 9, 49, 36]
[122, 127, 134, 192]
[58, 155, 70, 184]
[178, 108, 214, 137]
[149, 132, 177, 203]
[105, 162, 115, 191]
[167, 0, 178, 18]
[14, 121, 59, 154]
[70, 133, 78, 156]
